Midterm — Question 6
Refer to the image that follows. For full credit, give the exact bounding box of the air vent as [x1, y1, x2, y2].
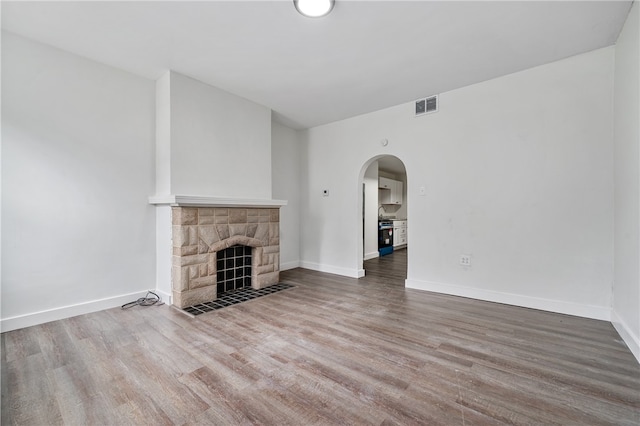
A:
[415, 95, 438, 116]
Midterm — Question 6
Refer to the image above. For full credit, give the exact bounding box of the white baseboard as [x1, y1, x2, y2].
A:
[280, 260, 301, 271]
[364, 251, 379, 261]
[405, 278, 611, 321]
[300, 261, 364, 278]
[611, 310, 640, 364]
[1, 290, 150, 332]
[154, 289, 173, 306]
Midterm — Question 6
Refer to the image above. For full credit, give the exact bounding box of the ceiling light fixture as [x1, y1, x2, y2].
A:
[294, 0, 335, 18]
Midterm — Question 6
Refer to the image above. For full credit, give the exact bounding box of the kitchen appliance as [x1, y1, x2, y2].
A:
[378, 220, 394, 256]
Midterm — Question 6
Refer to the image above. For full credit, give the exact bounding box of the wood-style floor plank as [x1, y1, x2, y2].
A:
[2, 248, 639, 425]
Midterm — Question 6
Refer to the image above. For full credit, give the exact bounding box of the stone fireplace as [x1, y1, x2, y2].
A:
[171, 206, 281, 308]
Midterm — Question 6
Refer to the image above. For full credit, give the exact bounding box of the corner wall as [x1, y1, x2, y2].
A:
[271, 121, 301, 270]
[1, 33, 156, 331]
[300, 46, 615, 320]
[613, 1, 640, 362]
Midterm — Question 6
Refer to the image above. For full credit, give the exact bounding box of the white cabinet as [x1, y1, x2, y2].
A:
[393, 220, 407, 248]
[378, 177, 393, 190]
[391, 180, 403, 205]
[379, 178, 403, 205]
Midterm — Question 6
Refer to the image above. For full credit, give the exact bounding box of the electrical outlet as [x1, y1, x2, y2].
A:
[460, 255, 471, 266]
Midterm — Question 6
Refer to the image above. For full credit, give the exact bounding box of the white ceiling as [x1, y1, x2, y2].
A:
[1, 1, 633, 129]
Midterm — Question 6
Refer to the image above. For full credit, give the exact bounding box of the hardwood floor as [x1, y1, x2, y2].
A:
[3, 250, 639, 425]
[364, 248, 408, 281]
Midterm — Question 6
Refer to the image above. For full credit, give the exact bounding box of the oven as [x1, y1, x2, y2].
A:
[378, 220, 394, 256]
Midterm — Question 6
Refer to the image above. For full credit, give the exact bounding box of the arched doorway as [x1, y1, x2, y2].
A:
[358, 155, 408, 281]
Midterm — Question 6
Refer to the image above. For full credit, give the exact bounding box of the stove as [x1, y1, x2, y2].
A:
[378, 220, 394, 230]
[378, 220, 394, 256]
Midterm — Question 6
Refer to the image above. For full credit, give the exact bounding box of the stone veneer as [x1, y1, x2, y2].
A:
[172, 207, 280, 308]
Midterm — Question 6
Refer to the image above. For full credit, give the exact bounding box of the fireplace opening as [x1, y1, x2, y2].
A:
[217, 245, 252, 295]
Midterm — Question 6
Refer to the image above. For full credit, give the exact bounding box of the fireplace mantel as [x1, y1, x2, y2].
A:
[149, 195, 287, 208]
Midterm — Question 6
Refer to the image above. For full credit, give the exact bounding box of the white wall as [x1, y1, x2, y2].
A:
[300, 47, 615, 320]
[166, 71, 272, 199]
[364, 161, 379, 260]
[154, 205, 173, 302]
[155, 72, 171, 196]
[613, 2, 640, 362]
[271, 121, 301, 270]
[1, 32, 156, 331]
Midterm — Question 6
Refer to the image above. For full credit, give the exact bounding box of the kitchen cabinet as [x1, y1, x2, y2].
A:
[393, 220, 407, 248]
[379, 179, 403, 205]
[378, 177, 393, 190]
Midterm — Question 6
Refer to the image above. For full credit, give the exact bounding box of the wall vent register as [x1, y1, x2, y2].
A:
[415, 95, 439, 116]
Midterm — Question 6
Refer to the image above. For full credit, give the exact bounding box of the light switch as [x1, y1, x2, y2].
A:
[419, 186, 426, 196]
[323, 189, 329, 197]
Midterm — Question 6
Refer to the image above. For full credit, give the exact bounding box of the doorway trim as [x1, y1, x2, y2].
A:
[357, 154, 409, 276]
